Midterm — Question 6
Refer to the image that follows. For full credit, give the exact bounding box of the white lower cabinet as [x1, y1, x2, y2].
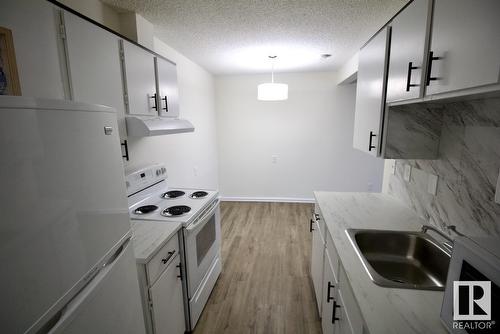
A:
[321, 251, 338, 334]
[334, 290, 351, 334]
[137, 233, 185, 334]
[149, 254, 185, 334]
[335, 265, 365, 334]
[311, 214, 325, 314]
[312, 214, 365, 334]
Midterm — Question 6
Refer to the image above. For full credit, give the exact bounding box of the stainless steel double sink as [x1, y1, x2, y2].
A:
[346, 229, 451, 290]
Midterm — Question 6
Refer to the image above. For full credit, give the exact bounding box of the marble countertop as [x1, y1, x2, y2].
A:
[130, 220, 182, 264]
[314, 192, 449, 334]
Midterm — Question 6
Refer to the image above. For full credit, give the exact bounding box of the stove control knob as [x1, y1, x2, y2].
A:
[156, 170, 160, 176]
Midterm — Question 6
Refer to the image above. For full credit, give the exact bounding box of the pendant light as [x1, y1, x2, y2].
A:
[257, 55, 288, 101]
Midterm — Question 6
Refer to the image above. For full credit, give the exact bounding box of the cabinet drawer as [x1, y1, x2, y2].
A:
[147, 233, 180, 285]
[325, 229, 340, 282]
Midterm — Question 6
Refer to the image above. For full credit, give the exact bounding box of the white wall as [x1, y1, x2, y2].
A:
[126, 38, 219, 189]
[215, 72, 385, 201]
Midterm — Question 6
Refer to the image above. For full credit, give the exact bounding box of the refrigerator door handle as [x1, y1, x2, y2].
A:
[31, 238, 131, 334]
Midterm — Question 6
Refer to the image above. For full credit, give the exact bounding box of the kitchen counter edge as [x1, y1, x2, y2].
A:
[130, 220, 183, 264]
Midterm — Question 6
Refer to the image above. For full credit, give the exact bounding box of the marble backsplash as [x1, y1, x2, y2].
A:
[387, 97, 500, 237]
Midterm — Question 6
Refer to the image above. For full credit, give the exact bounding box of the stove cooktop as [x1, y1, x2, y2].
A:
[134, 205, 159, 215]
[161, 190, 186, 199]
[128, 184, 218, 225]
[161, 205, 191, 217]
[190, 191, 209, 199]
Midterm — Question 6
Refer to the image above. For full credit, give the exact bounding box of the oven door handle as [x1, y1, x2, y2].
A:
[186, 199, 219, 232]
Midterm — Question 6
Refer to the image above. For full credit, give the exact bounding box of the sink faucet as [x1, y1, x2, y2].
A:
[446, 225, 466, 237]
[421, 224, 454, 253]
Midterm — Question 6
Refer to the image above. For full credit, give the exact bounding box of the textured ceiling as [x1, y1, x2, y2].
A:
[103, 0, 408, 75]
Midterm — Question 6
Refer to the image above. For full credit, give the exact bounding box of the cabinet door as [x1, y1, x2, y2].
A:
[120, 41, 157, 116]
[335, 265, 364, 334]
[426, 0, 500, 95]
[63, 11, 127, 137]
[149, 255, 185, 334]
[155, 57, 180, 118]
[386, 0, 431, 102]
[311, 219, 324, 315]
[353, 27, 391, 157]
[0, 0, 64, 98]
[333, 290, 351, 334]
[321, 252, 337, 334]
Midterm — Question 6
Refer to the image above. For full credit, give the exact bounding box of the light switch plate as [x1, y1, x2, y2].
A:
[495, 168, 500, 204]
[427, 174, 438, 196]
[403, 165, 412, 182]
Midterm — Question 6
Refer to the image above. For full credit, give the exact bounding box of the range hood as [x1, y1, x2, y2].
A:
[125, 116, 194, 137]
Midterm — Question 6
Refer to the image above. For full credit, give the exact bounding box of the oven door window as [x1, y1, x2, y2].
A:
[196, 214, 216, 266]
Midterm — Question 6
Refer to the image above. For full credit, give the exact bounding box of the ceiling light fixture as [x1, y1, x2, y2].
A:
[257, 55, 288, 101]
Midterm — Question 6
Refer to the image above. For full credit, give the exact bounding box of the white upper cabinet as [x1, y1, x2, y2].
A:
[62, 11, 127, 137]
[425, 0, 500, 95]
[155, 57, 180, 118]
[0, 0, 64, 99]
[386, 0, 431, 102]
[353, 27, 391, 157]
[120, 41, 157, 116]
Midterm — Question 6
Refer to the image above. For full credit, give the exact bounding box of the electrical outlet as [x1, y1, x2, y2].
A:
[272, 155, 278, 164]
[193, 166, 198, 177]
[427, 173, 438, 196]
[403, 165, 412, 182]
[495, 168, 500, 204]
[391, 160, 396, 175]
[367, 182, 373, 192]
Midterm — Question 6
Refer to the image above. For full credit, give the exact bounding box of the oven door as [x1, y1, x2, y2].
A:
[184, 199, 221, 297]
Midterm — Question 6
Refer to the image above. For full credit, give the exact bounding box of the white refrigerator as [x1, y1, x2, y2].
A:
[0, 96, 146, 334]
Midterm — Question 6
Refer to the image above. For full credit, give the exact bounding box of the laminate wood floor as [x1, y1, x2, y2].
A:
[193, 201, 322, 334]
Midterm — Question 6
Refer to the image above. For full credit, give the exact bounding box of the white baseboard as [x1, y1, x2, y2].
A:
[219, 196, 315, 204]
